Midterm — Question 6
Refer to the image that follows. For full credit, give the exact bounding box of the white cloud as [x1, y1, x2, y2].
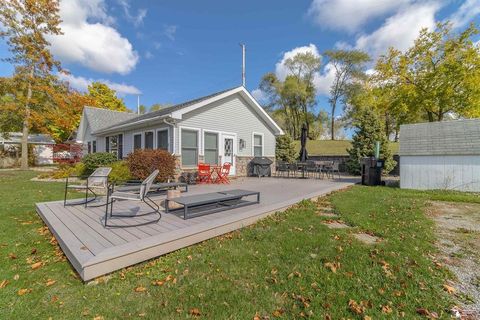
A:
[117, 0, 147, 27]
[251, 88, 267, 103]
[308, 0, 412, 33]
[275, 44, 321, 80]
[354, 2, 440, 59]
[164, 25, 177, 41]
[59, 73, 141, 96]
[313, 63, 336, 95]
[144, 51, 154, 59]
[448, 0, 480, 29]
[48, 0, 139, 75]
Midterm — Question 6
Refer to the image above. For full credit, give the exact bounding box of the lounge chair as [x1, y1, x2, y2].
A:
[104, 170, 161, 227]
[64, 167, 112, 208]
[116, 181, 188, 193]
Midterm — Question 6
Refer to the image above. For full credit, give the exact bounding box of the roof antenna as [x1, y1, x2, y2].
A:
[137, 94, 141, 114]
[240, 43, 246, 87]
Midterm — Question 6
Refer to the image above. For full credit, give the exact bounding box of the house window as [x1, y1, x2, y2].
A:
[157, 130, 168, 151]
[92, 140, 96, 153]
[144, 131, 154, 149]
[253, 134, 263, 157]
[181, 129, 198, 166]
[133, 134, 142, 150]
[87, 141, 91, 154]
[106, 135, 122, 159]
[204, 132, 218, 164]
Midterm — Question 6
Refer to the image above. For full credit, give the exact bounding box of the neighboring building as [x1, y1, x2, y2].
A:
[76, 86, 284, 176]
[0, 132, 56, 167]
[399, 119, 480, 192]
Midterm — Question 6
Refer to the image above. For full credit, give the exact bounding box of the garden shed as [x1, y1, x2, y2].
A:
[399, 119, 480, 192]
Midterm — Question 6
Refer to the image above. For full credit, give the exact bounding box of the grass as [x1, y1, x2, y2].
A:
[293, 140, 400, 156]
[1, 170, 478, 319]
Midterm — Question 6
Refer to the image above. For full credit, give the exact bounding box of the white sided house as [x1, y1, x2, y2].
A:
[400, 119, 480, 192]
[76, 86, 284, 176]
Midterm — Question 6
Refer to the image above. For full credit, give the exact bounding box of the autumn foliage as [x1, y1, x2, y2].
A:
[127, 149, 176, 182]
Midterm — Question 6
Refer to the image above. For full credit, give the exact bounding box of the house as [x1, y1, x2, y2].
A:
[76, 86, 284, 176]
[399, 119, 480, 192]
[0, 132, 55, 167]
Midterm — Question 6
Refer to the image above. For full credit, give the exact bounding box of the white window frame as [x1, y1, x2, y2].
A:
[252, 132, 264, 157]
[144, 130, 155, 149]
[202, 129, 221, 165]
[133, 132, 143, 150]
[179, 126, 201, 167]
[155, 128, 170, 152]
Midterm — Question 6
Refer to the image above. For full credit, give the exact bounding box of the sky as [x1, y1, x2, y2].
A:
[0, 0, 479, 116]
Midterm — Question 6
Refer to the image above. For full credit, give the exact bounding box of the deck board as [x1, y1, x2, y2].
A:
[35, 177, 356, 281]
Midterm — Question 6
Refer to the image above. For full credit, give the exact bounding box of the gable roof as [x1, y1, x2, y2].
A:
[399, 119, 480, 156]
[76, 107, 137, 142]
[94, 86, 284, 136]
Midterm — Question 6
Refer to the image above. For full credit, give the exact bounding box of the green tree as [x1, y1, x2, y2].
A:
[150, 103, 172, 112]
[375, 22, 480, 122]
[324, 50, 370, 140]
[346, 108, 396, 175]
[259, 52, 320, 139]
[0, 0, 62, 169]
[275, 134, 296, 162]
[86, 82, 127, 111]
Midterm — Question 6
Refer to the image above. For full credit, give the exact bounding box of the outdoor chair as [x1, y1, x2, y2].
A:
[305, 160, 319, 178]
[216, 162, 231, 184]
[288, 163, 298, 178]
[104, 170, 160, 227]
[276, 161, 290, 178]
[327, 161, 341, 179]
[197, 163, 212, 184]
[64, 167, 112, 208]
[322, 161, 334, 179]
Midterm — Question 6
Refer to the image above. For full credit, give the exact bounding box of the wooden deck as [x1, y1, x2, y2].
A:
[35, 177, 356, 281]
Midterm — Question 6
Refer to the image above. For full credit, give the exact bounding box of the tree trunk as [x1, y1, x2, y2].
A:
[427, 111, 434, 122]
[20, 69, 34, 170]
[330, 102, 336, 140]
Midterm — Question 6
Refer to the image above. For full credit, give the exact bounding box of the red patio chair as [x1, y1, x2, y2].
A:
[197, 163, 212, 184]
[217, 162, 231, 184]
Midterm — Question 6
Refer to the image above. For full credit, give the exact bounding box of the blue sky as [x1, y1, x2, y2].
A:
[1, 0, 479, 117]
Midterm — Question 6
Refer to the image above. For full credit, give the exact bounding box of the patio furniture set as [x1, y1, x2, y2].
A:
[276, 160, 341, 179]
[63, 165, 258, 228]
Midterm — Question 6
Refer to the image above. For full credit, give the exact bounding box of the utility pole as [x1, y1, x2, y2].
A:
[137, 94, 141, 114]
[240, 43, 246, 87]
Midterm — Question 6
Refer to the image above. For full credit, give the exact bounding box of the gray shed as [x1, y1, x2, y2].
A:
[399, 119, 480, 192]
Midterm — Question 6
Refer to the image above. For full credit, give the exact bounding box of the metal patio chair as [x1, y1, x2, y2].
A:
[305, 160, 319, 178]
[104, 170, 161, 227]
[276, 161, 290, 178]
[64, 167, 112, 208]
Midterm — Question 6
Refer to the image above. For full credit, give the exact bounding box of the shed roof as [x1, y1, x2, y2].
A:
[399, 119, 480, 156]
[0, 132, 55, 145]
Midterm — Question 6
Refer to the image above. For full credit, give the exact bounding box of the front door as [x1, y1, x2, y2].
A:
[222, 134, 236, 175]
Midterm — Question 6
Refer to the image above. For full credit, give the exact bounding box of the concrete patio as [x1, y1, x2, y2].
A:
[35, 177, 357, 281]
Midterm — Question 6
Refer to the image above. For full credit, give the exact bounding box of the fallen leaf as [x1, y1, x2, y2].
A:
[165, 275, 174, 282]
[416, 308, 430, 316]
[8, 253, 17, 259]
[253, 312, 261, 320]
[381, 305, 393, 314]
[348, 299, 365, 315]
[30, 248, 37, 255]
[13, 274, 19, 280]
[189, 308, 201, 317]
[324, 262, 340, 273]
[364, 316, 372, 320]
[0, 280, 9, 289]
[134, 286, 147, 292]
[93, 316, 104, 320]
[31, 262, 43, 270]
[138, 313, 146, 317]
[152, 280, 165, 286]
[17, 288, 32, 296]
[443, 284, 456, 294]
[272, 309, 284, 317]
[50, 295, 58, 303]
[46, 279, 56, 286]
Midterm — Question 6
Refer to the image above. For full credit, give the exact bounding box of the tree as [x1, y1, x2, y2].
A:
[86, 82, 127, 111]
[275, 134, 296, 162]
[0, 0, 62, 169]
[259, 52, 320, 139]
[346, 108, 396, 175]
[150, 103, 172, 112]
[375, 22, 480, 122]
[324, 50, 370, 140]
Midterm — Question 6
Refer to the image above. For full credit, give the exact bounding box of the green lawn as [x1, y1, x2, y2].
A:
[293, 140, 400, 156]
[0, 170, 477, 319]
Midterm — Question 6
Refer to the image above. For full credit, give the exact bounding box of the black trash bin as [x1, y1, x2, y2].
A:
[361, 157, 384, 186]
[250, 157, 273, 177]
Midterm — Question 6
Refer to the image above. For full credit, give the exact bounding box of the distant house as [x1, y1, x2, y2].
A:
[0, 132, 55, 167]
[76, 86, 284, 176]
[399, 119, 480, 192]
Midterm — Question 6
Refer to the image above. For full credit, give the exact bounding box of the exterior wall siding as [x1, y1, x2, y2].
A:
[175, 94, 276, 157]
[400, 155, 480, 192]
